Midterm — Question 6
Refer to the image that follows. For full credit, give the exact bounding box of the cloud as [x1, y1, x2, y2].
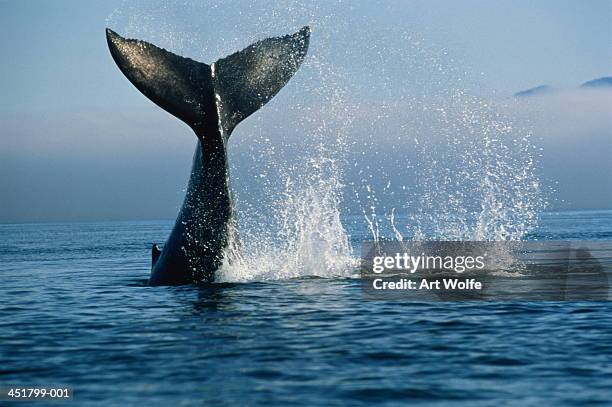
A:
[1, 88, 610, 222]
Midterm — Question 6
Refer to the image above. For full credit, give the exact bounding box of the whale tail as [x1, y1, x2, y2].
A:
[105, 27, 310, 137]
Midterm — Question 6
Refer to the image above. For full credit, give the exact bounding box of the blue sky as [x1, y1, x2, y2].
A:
[0, 0, 610, 221]
[1, 0, 610, 113]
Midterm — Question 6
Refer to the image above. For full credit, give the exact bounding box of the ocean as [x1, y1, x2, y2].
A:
[1, 209, 611, 406]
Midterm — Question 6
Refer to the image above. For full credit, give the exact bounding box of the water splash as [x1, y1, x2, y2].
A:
[107, 1, 547, 282]
[218, 153, 356, 282]
[219, 57, 358, 282]
[411, 91, 545, 241]
[348, 33, 547, 243]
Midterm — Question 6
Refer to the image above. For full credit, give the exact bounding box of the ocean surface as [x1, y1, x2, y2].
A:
[1, 209, 612, 406]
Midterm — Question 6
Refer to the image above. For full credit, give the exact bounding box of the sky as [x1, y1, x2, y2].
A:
[0, 0, 610, 222]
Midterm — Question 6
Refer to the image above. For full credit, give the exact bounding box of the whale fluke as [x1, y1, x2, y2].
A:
[106, 27, 310, 285]
[106, 27, 310, 137]
[213, 26, 310, 136]
[106, 28, 215, 132]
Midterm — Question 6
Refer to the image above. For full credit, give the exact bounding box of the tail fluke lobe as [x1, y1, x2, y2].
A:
[106, 27, 310, 137]
[105, 28, 217, 131]
[213, 26, 311, 136]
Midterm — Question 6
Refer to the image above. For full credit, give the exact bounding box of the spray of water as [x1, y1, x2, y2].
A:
[349, 32, 546, 244]
[107, 1, 546, 282]
[410, 90, 545, 241]
[218, 55, 358, 282]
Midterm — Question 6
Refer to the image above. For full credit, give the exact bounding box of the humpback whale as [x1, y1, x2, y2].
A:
[106, 27, 310, 285]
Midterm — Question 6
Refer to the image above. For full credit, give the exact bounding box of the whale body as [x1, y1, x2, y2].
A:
[106, 27, 310, 285]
